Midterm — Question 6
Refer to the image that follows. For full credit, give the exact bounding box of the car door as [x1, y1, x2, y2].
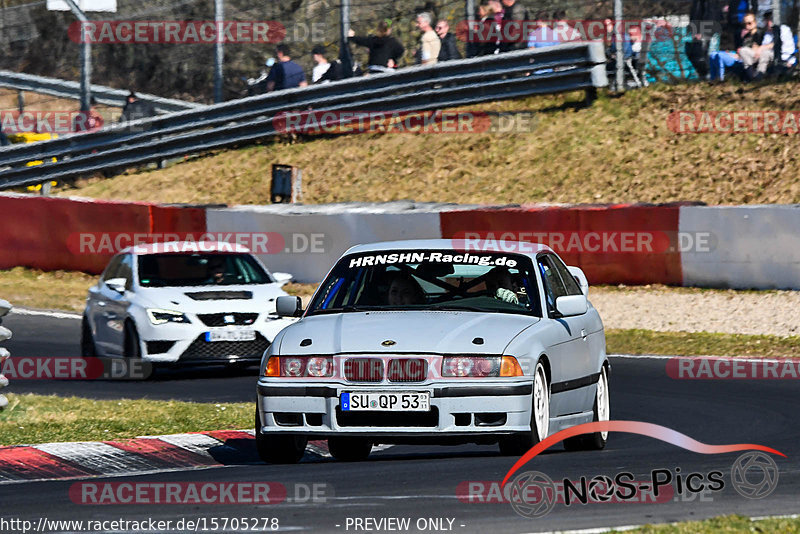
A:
[102, 254, 135, 354]
[537, 253, 592, 416]
[89, 254, 123, 354]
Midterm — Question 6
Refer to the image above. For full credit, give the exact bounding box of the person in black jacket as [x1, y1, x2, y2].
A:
[500, 0, 529, 52]
[348, 20, 405, 74]
[435, 20, 462, 61]
[120, 92, 156, 123]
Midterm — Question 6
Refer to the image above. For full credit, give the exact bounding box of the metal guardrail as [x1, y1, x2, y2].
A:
[0, 70, 204, 113]
[0, 299, 11, 410]
[0, 43, 607, 190]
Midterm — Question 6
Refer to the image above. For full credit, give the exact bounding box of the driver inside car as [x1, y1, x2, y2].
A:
[484, 267, 520, 305]
[386, 273, 426, 305]
[205, 256, 228, 284]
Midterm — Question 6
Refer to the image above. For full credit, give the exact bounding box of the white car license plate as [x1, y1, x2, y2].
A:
[205, 329, 256, 342]
[340, 392, 430, 412]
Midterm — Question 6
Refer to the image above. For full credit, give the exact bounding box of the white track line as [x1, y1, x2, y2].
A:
[10, 308, 81, 320]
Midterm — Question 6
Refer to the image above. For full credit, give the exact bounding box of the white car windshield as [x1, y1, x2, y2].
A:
[137, 253, 272, 287]
[307, 250, 542, 316]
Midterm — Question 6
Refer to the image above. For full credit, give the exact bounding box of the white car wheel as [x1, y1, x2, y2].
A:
[564, 365, 610, 451]
[499, 361, 550, 455]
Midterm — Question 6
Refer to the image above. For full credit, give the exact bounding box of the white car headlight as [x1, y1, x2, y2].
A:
[146, 309, 190, 325]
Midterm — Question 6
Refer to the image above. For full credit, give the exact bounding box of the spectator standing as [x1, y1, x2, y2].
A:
[475, 1, 499, 56]
[311, 46, 343, 83]
[416, 12, 441, 65]
[266, 45, 308, 91]
[436, 20, 461, 61]
[349, 20, 405, 74]
[120, 91, 156, 122]
[499, 0, 529, 52]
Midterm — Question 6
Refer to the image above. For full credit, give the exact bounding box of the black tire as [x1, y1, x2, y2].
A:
[499, 361, 550, 456]
[254, 409, 307, 464]
[81, 316, 97, 358]
[328, 437, 372, 462]
[123, 321, 141, 359]
[563, 366, 610, 451]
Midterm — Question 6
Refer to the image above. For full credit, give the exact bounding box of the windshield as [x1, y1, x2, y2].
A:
[137, 253, 273, 287]
[307, 250, 542, 316]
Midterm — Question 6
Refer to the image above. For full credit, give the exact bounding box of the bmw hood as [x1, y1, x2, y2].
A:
[279, 311, 540, 355]
[134, 284, 287, 315]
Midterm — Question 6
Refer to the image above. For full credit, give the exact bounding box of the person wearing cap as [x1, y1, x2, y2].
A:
[348, 20, 405, 74]
[311, 45, 343, 83]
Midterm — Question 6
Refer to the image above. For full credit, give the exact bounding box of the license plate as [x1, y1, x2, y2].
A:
[205, 329, 256, 342]
[341, 392, 430, 412]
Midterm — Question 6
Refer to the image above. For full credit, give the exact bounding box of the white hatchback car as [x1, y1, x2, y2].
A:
[82, 242, 297, 367]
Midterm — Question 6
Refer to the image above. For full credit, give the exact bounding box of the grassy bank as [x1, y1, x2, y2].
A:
[0, 393, 251, 447]
[618, 515, 800, 533]
[51, 82, 800, 206]
[606, 329, 800, 358]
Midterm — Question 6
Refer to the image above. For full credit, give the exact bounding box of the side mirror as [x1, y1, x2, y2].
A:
[555, 294, 588, 317]
[276, 295, 302, 317]
[272, 272, 293, 287]
[567, 266, 589, 296]
[105, 278, 127, 294]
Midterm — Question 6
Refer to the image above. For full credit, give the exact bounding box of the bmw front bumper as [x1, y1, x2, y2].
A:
[256, 379, 535, 438]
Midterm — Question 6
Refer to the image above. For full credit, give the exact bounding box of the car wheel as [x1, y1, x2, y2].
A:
[499, 361, 550, 456]
[328, 437, 372, 462]
[81, 316, 97, 358]
[254, 409, 307, 464]
[564, 365, 610, 451]
[123, 320, 141, 359]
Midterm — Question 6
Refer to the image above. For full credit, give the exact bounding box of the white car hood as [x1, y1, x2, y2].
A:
[135, 284, 287, 314]
[279, 311, 540, 355]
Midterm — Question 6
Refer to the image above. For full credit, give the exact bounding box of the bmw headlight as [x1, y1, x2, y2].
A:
[146, 309, 190, 325]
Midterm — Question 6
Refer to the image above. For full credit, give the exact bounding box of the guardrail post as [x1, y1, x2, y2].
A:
[62, 0, 92, 111]
[0, 299, 11, 410]
[614, 0, 624, 92]
[214, 0, 224, 103]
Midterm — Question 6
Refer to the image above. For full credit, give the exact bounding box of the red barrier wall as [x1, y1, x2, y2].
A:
[0, 194, 206, 274]
[440, 203, 685, 285]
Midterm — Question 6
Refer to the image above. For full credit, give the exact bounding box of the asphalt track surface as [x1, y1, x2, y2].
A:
[2, 312, 799, 532]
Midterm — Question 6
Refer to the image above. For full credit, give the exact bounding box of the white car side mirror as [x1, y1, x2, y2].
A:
[567, 266, 589, 296]
[276, 296, 302, 317]
[273, 272, 293, 287]
[105, 278, 127, 294]
[555, 294, 588, 317]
